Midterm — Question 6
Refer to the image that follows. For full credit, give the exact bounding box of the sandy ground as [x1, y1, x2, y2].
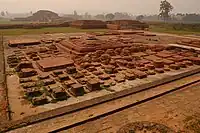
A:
[7, 73, 200, 133]
[0, 35, 8, 124]
[60, 82, 200, 133]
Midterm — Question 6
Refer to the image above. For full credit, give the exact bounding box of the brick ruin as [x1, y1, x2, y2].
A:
[177, 38, 200, 48]
[70, 20, 106, 29]
[8, 39, 41, 47]
[106, 20, 149, 30]
[36, 57, 74, 72]
[2, 19, 149, 30]
[60, 35, 136, 54]
[6, 32, 200, 106]
[13, 10, 60, 22]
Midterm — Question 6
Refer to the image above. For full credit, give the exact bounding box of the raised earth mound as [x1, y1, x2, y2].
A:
[13, 10, 60, 22]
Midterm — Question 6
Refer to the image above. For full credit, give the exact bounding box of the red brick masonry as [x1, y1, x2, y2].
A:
[36, 57, 74, 72]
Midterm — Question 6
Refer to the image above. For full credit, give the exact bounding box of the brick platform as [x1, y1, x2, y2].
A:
[36, 57, 74, 72]
[8, 39, 40, 47]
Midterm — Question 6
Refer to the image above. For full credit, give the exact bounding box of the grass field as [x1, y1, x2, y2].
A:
[0, 27, 108, 36]
[150, 26, 200, 35]
[0, 26, 199, 36]
[0, 20, 200, 36]
[149, 23, 200, 35]
[0, 18, 32, 24]
[0, 21, 30, 24]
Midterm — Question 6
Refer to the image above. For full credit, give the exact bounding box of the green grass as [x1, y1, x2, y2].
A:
[1, 26, 199, 36]
[0, 19, 33, 24]
[1, 20, 200, 36]
[149, 25, 200, 35]
[0, 21, 31, 24]
[0, 27, 108, 36]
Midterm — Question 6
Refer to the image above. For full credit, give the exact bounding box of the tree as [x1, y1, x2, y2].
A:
[73, 10, 79, 20]
[136, 15, 144, 21]
[1, 11, 5, 16]
[84, 12, 91, 20]
[105, 13, 115, 20]
[74, 10, 78, 16]
[5, 11, 9, 16]
[114, 12, 132, 20]
[182, 14, 200, 22]
[159, 0, 173, 22]
[95, 14, 105, 20]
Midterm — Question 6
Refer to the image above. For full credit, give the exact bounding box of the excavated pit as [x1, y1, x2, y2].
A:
[2, 31, 200, 131]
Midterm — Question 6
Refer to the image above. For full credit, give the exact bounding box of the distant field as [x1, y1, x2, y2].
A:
[0, 21, 31, 24]
[0, 27, 108, 36]
[150, 26, 200, 35]
[149, 22, 200, 35]
[1, 19, 200, 36]
[1, 26, 199, 36]
[0, 18, 32, 24]
[0, 19, 108, 36]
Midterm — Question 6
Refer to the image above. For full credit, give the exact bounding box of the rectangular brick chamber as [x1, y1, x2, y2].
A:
[106, 20, 149, 30]
[106, 24, 120, 30]
[70, 20, 106, 29]
[8, 39, 41, 47]
[36, 57, 74, 72]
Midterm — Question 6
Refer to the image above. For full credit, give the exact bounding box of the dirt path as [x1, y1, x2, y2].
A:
[7, 73, 200, 133]
[0, 35, 9, 124]
[60, 81, 200, 133]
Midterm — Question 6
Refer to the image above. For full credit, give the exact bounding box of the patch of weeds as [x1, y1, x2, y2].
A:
[100, 84, 107, 90]
[184, 114, 200, 133]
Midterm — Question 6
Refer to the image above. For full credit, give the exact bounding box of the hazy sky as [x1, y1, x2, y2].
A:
[0, 0, 199, 15]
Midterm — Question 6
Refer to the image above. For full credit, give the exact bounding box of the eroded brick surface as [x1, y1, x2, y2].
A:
[4, 32, 200, 108]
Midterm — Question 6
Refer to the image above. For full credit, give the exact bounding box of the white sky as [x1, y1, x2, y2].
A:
[0, 0, 199, 15]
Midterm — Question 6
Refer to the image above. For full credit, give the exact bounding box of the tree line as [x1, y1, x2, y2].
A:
[69, 0, 200, 23]
[69, 11, 133, 21]
[2, 0, 200, 23]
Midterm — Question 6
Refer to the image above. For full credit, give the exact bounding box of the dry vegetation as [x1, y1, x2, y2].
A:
[0, 27, 107, 36]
